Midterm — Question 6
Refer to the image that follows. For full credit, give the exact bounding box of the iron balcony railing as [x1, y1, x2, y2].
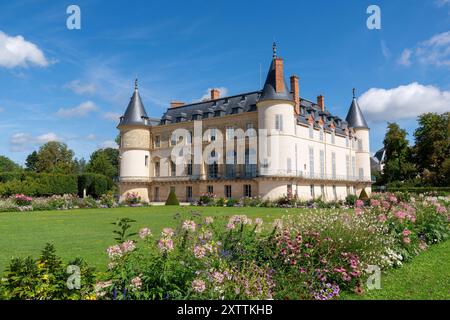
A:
[119, 171, 373, 183]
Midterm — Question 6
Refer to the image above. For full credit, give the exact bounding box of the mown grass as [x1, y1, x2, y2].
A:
[343, 240, 450, 300]
[0, 206, 293, 272]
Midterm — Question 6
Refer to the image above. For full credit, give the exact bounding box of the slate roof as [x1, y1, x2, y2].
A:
[345, 97, 369, 129]
[259, 58, 293, 103]
[118, 80, 149, 126]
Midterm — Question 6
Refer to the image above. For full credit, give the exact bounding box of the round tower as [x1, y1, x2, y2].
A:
[345, 88, 371, 196]
[256, 44, 297, 198]
[117, 79, 151, 203]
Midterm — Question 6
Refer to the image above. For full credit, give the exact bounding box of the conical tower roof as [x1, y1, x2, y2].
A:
[345, 89, 369, 129]
[259, 43, 293, 103]
[119, 79, 149, 126]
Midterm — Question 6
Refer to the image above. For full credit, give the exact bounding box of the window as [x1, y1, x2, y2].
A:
[155, 161, 160, 177]
[346, 155, 350, 180]
[244, 184, 252, 198]
[310, 185, 315, 198]
[287, 158, 292, 174]
[225, 185, 232, 198]
[346, 186, 351, 196]
[352, 139, 355, 149]
[246, 123, 256, 137]
[170, 161, 176, 177]
[154, 135, 161, 148]
[319, 150, 325, 178]
[208, 162, 218, 179]
[345, 136, 349, 148]
[287, 184, 293, 196]
[309, 146, 315, 178]
[331, 152, 336, 179]
[154, 187, 160, 201]
[331, 131, 336, 144]
[309, 123, 314, 139]
[207, 185, 214, 194]
[145, 155, 149, 167]
[319, 128, 324, 141]
[226, 127, 234, 140]
[210, 128, 217, 141]
[352, 156, 356, 179]
[170, 133, 177, 146]
[186, 161, 193, 176]
[321, 185, 325, 198]
[275, 114, 283, 131]
[245, 149, 257, 178]
[186, 186, 193, 201]
[333, 185, 337, 201]
[358, 139, 363, 151]
[359, 168, 364, 180]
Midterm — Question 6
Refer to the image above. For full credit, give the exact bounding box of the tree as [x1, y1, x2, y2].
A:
[25, 151, 39, 172]
[382, 123, 416, 184]
[0, 156, 21, 172]
[86, 148, 119, 179]
[74, 158, 87, 174]
[35, 142, 76, 174]
[413, 112, 450, 186]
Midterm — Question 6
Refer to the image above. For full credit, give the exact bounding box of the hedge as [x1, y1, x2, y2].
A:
[0, 172, 113, 198]
[386, 187, 450, 194]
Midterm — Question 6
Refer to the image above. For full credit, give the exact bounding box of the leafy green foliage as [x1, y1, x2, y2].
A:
[112, 218, 137, 243]
[0, 156, 21, 172]
[86, 148, 119, 180]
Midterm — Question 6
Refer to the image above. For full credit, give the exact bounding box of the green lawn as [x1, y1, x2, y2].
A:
[343, 240, 450, 300]
[0, 206, 292, 272]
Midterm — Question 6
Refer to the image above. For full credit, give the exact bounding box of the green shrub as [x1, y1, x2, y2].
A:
[78, 173, 113, 198]
[345, 194, 357, 206]
[165, 190, 180, 206]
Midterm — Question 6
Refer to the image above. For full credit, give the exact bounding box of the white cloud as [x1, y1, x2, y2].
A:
[102, 112, 121, 122]
[358, 82, 450, 122]
[85, 134, 96, 141]
[397, 49, 412, 66]
[0, 31, 49, 68]
[380, 40, 391, 59]
[398, 31, 450, 68]
[197, 87, 229, 102]
[65, 80, 96, 95]
[99, 140, 118, 149]
[9, 132, 61, 152]
[56, 101, 98, 118]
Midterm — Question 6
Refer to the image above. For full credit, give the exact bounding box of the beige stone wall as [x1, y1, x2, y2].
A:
[121, 128, 151, 149]
[119, 184, 150, 203]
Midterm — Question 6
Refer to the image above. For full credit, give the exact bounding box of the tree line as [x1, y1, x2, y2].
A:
[378, 112, 449, 187]
[0, 142, 119, 180]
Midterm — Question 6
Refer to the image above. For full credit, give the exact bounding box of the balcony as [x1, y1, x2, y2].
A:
[259, 170, 373, 183]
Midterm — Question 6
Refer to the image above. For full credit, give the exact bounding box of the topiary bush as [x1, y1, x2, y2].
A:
[165, 190, 180, 206]
[359, 188, 369, 201]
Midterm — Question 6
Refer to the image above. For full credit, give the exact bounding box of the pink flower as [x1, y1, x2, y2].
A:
[402, 229, 411, 237]
[212, 272, 224, 284]
[204, 217, 214, 225]
[193, 245, 206, 259]
[403, 237, 411, 244]
[389, 196, 398, 203]
[382, 201, 390, 209]
[436, 206, 447, 214]
[139, 227, 152, 239]
[121, 240, 136, 253]
[378, 214, 387, 222]
[355, 200, 364, 208]
[107, 245, 122, 259]
[192, 279, 206, 293]
[158, 238, 174, 252]
[355, 208, 362, 216]
[370, 199, 380, 207]
[161, 228, 174, 237]
[182, 220, 196, 232]
[394, 211, 407, 220]
[130, 276, 142, 290]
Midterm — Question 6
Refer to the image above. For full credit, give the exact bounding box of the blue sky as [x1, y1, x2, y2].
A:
[0, 0, 449, 164]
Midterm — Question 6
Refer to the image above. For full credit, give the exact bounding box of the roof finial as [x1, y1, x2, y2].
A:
[272, 42, 277, 59]
[352, 88, 356, 99]
[135, 78, 138, 91]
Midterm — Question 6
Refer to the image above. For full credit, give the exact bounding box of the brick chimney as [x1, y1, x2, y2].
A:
[274, 58, 285, 93]
[210, 89, 221, 100]
[170, 101, 185, 108]
[290, 75, 300, 114]
[317, 95, 325, 112]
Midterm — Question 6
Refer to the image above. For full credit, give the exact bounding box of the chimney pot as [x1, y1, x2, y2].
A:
[317, 95, 325, 112]
[290, 75, 300, 114]
[274, 58, 285, 93]
[170, 101, 185, 108]
[210, 89, 221, 100]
